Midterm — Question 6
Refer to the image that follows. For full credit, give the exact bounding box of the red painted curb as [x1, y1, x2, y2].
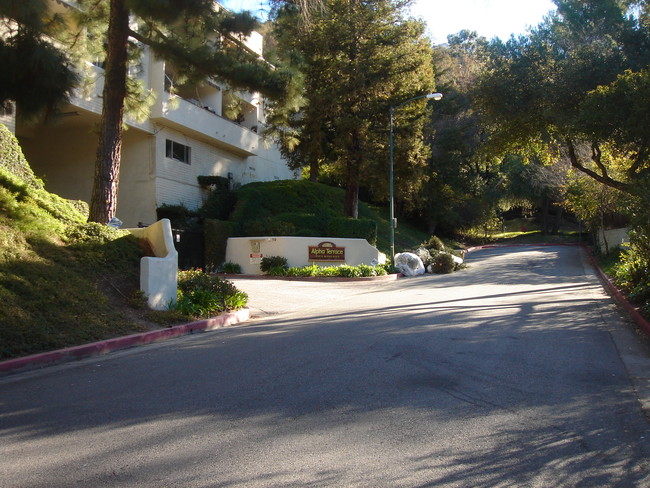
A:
[585, 253, 650, 337]
[0, 308, 250, 375]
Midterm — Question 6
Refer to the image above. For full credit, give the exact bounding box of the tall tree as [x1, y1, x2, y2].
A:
[422, 30, 495, 235]
[71, 0, 293, 223]
[475, 0, 650, 194]
[0, 0, 78, 119]
[268, 0, 435, 218]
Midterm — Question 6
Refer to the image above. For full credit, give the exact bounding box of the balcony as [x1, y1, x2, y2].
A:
[151, 92, 258, 157]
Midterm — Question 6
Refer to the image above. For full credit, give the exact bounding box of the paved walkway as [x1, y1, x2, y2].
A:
[227, 275, 399, 318]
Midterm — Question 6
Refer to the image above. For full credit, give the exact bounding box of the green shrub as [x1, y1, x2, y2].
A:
[156, 203, 199, 229]
[243, 218, 296, 237]
[615, 240, 650, 313]
[0, 123, 44, 189]
[267, 265, 288, 276]
[220, 261, 241, 274]
[301, 264, 322, 276]
[423, 235, 445, 251]
[328, 217, 377, 244]
[431, 253, 455, 274]
[260, 255, 288, 273]
[265, 263, 386, 278]
[315, 266, 340, 277]
[274, 212, 327, 236]
[357, 263, 385, 277]
[230, 180, 344, 225]
[199, 180, 237, 221]
[204, 219, 234, 272]
[337, 265, 362, 278]
[197, 175, 230, 188]
[174, 269, 248, 318]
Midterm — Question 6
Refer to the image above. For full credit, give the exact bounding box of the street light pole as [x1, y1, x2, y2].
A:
[389, 92, 442, 270]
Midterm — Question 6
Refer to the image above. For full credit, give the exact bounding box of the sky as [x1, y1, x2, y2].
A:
[218, 0, 557, 44]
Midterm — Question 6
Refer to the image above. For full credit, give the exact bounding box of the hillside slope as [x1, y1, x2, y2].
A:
[0, 124, 149, 360]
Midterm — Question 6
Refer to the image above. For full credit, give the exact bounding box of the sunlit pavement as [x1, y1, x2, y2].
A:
[1, 245, 649, 487]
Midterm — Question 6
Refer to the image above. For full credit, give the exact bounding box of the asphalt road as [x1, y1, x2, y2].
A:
[1, 245, 650, 487]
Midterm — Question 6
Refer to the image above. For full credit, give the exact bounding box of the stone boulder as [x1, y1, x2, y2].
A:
[394, 252, 425, 277]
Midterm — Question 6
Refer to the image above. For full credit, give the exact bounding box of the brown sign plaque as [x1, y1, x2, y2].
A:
[308, 241, 345, 261]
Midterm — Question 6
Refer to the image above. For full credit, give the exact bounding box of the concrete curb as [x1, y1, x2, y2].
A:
[217, 273, 401, 282]
[0, 309, 250, 376]
[585, 252, 650, 337]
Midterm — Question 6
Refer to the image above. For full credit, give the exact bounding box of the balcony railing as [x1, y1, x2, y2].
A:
[152, 93, 258, 156]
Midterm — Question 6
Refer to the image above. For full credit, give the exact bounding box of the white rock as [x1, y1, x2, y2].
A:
[394, 252, 425, 276]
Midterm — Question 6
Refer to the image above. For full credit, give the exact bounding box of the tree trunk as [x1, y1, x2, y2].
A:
[601, 210, 610, 254]
[541, 197, 550, 235]
[88, 0, 129, 224]
[344, 129, 362, 218]
[344, 162, 360, 218]
[552, 206, 563, 234]
[309, 157, 319, 181]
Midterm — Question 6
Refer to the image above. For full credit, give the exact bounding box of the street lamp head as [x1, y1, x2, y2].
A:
[426, 92, 443, 101]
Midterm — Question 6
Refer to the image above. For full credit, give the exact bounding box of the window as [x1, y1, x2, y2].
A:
[166, 139, 191, 164]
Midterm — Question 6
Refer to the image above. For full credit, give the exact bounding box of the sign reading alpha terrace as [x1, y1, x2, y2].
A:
[308, 241, 346, 262]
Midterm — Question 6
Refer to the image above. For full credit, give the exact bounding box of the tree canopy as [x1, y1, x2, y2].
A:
[0, 0, 78, 118]
[65, 0, 297, 223]
[475, 0, 650, 195]
[267, 0, 436, 218]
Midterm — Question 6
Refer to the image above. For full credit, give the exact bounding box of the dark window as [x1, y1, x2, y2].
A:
[165, 139, 191, 164]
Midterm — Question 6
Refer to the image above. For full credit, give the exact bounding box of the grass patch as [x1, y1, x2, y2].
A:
[460, 229, 589, 246]
[0, 125, 171, 360]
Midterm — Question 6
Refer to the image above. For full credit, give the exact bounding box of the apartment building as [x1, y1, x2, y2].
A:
[4, 1, 296, 228]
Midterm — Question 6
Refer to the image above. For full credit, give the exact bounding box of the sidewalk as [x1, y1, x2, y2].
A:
[226, 274, 399, 318]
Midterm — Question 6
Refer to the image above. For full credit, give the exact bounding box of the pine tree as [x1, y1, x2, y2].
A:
[0, 0, 78, 119]
[73, 0, 293, 223]
[269, 0, 435, 218]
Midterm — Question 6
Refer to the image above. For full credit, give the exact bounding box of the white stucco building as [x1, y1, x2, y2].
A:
[5, 1, 295, 228]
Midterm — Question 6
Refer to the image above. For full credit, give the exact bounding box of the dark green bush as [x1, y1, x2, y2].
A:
[328, 217, 377, 244]
[175, 269, 248, 318]
[423, 235, 445, 251]
[220, 261, 241, 274]
[243, 218, 296, 237]
[197, 175, 229, 188]
[199, 183, 237, 221]
[156, 204, 199, 229]
[615, 230, 650, 314]
[431, 253, 455, 274]
[0, 123, 43, 189]
[204, 219, 233, 272]
[260, 255, 289, 274]
[274, 212, 327, 236]
[230, 180, 345, 225]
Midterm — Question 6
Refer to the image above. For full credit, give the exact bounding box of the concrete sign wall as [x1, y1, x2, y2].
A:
[225, 236, 386, 275]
